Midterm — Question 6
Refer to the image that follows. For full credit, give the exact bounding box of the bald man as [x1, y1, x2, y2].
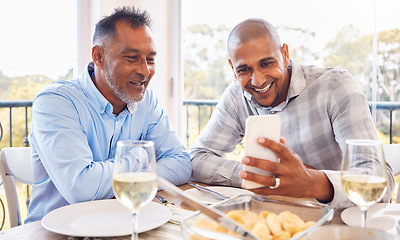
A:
[26, 7, 191, 223]
[190, 18, 394, 209]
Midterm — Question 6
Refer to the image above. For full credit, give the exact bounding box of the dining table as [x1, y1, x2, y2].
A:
[0, 183, 345, 240]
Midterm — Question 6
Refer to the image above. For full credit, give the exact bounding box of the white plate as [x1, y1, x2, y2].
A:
[184, 186, 254, 204]
[341, 203, 400, 235]
[41, 199, 172, 237]
[307, 225, 397, 240]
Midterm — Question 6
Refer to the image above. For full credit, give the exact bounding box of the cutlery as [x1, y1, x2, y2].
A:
[155, 194, 170, 205]
[189, 183, 229, 200]
[157, 177, 259, 240]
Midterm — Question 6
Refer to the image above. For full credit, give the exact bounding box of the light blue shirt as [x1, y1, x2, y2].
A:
[25, 62, 191, 223]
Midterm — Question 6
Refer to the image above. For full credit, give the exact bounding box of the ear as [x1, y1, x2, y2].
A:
[281, 43, 290, 68]
[92, 45, 105, 70]
[228, 59, 238, 79]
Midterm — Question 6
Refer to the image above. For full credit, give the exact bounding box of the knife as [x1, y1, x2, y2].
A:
[189, 183, 229, 200]
[157, 177, 259, 240]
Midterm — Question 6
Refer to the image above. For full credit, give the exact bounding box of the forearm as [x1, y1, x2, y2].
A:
[191, 149, 243, 187]
[157, 153, 192, 186]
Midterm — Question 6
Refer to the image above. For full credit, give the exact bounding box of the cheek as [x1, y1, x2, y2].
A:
[237, 77, 249, 89]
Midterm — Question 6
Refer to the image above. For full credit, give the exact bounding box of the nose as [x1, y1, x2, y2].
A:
[136, 59, 151, 78]
[250, 70, 264, 87]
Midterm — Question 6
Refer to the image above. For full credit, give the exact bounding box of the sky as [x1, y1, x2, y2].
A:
[0, 0, 77, 79]
[0, 0, 399, 79]
[182, 0, 400, 53]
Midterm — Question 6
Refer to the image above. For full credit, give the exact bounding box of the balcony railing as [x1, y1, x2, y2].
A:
[3, 100, 398, 149]
[0, 100, 32, 147]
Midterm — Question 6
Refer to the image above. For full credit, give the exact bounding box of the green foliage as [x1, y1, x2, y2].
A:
[183, 24, 232, 100]
[276, 25, 319, 64]
[323, 25, 372, 84]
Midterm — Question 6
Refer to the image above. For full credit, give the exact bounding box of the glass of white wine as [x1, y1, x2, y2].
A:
[341, 139, 388, 228]
[113, 140, 158, 240]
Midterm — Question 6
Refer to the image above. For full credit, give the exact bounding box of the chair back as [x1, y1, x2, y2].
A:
[0, 147, 33, 227]
[383, 144, 400, 176]
[382, 144, 400, 203]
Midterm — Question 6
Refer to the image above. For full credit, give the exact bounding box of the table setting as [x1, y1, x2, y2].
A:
[2, 139, 400, 240]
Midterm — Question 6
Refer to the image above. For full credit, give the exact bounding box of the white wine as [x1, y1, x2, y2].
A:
[341, 174, 387, 207]
[113, 172, 157, 211]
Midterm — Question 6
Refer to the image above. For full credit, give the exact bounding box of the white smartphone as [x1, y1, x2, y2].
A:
[243, 115, 281, 189]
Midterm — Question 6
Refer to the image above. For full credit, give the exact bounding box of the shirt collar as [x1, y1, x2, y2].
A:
[244, 59, 307, 112]
[79, 62, 137, 114]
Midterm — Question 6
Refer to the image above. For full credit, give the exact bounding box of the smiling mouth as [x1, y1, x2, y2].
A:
[254, 82, 272, 93]
[129, 80, 147, 87]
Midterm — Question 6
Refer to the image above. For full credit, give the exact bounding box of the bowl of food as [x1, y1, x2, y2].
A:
[180, 194, 334, 240]
[306, 225, 398, 240]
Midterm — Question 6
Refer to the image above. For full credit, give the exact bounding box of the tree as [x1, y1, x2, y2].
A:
[276, 25, 319, 65]
[183, 24, 231, 100]
[377, 29, 400, 102]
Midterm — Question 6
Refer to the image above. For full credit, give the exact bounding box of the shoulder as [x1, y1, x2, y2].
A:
[300, 65, 359, 91]
[219, 80, 244, 101]
[301, 65, 351, 82]
[35, 79, 82, 99]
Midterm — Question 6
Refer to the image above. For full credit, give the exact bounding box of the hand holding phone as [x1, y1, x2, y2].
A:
[243, 115, 281, 189]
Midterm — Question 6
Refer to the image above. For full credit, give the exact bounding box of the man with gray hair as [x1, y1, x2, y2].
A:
[26, 7, 191, 223]
[190, 18, 394, 209]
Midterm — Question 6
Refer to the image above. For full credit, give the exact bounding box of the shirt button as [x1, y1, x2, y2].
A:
[270, 111, 276, 114]
[100, 107, 104, 111]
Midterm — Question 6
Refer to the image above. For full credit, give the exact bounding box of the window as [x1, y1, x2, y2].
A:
[0, 0, 77, 147]
[182, 0, 400, 146]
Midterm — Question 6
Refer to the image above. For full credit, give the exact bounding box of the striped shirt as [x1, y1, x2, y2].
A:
[190, 59, 394, 209]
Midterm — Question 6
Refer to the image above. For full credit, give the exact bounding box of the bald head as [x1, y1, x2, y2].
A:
[227, 19, 281, 58]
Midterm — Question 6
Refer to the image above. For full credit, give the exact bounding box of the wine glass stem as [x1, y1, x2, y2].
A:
[360, 207, 367, 228]
[131, 211, 139, 240]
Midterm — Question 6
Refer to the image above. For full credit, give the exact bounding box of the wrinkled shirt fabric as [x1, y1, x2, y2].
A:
[26, 62, 191, 223]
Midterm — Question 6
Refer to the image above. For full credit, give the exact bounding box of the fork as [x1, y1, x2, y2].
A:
[188, 183, 229, 200]
[155, 193, 174, 206]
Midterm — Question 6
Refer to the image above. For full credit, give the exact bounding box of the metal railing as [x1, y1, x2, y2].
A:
[3, 99, 398, 150]
[0, 100, 32, 147]
[371, 102, 400, 144]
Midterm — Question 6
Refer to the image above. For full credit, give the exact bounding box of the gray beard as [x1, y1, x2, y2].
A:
[104, 61, 145, 104]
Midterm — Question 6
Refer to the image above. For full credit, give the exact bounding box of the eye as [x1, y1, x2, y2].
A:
[237, 67, 250, 74]
[261, 61, 273, 68]
[146, 57, 155, 64]
[125, 55, 139, 63]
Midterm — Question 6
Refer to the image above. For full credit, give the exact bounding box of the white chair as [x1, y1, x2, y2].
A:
[382, 144, 400, 203]
[0, 147, 33, 227]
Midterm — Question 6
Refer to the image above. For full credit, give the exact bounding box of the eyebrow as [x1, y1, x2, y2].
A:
[121, 47, 157, 56]
[235, 56, 275, 70]
[235, 63, 248, 70]
[259, 57, 275, 63]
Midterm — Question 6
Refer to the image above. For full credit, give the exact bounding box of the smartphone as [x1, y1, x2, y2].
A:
[243, 115, 281, 189]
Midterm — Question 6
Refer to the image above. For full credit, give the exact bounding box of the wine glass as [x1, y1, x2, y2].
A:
[341, 139, 388, 228]
[112, 140, 158, 240]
